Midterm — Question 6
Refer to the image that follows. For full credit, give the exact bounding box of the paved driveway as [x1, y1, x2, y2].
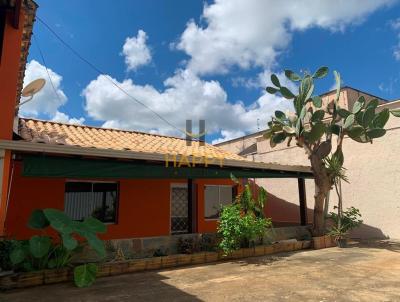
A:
[2, 241, 400, 302]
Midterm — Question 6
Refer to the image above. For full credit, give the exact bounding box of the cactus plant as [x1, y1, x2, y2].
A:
[265, 67, 399, 236]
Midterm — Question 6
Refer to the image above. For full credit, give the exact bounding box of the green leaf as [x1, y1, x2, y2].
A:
[275, 110, 286, 120]
[333, 70, 341, 101]
[61, 233, 78, 251]
[366, 98, 379, 109]
[352, 96, 365, 114]
[82, 217, 107, 234]
[284, 69, 301, 81]
[283, 125, 295, 134]
[311, 96, 322, 108]
[367, 128, 386, 139]
[373, 109, 390, 128]
[10, 247, 26, 265]
[29, 235, 51, 258]
[306, 123, 325, 143]
[390, 109, 400, 117]
[313, 66, 328, 79]
[295, 118, 302, 136]
[350, 133, 370, 143]
[301, 76, 314, 101]
[337, 108, 351, 119]
[43, 209, 73, 234]
[362, 107, 375, 128]
[347, 126, 364, 139]
[271, 74, 281, 87]
[311, 110, 325, 123]
[330, 124, 341, 135]
[299, 106, 307, 120]
[272, 132, 287, 145]
[266, 86, 278, 94]
[86, 234, 106, 258]
[74, 263, 98, 288]
[344, 114, 355, 129]
[28, 209, 49, 230]
[333, 149, 344, 167]
[280, 86, 295, 99]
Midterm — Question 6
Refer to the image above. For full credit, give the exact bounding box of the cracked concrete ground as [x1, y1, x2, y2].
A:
[1, 241, 400, 302]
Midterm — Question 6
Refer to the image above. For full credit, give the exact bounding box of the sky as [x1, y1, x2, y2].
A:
[21, 0, 400, 144]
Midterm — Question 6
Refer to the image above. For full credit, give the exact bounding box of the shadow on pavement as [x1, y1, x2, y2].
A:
[1, 271, 201, 302]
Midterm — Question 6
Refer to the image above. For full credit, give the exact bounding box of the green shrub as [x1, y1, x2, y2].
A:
[218, 204, 272, 255]
[0, 239, 16, 271]
[328, 206, 363, 234]
[10, 208, 106, 288]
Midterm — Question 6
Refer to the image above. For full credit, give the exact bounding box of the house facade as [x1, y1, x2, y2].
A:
[0, 1, 313, 257]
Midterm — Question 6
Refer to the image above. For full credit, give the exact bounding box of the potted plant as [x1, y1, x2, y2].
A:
[328, 225, 348, 248]
[328, 207, 363, 248]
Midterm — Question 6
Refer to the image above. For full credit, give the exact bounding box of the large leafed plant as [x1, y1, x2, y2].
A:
[265, 67, 400, 236]
[10, 209, 106, 287]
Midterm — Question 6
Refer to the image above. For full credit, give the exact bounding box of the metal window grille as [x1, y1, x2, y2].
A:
[64, 181, 118, 223]
[171, 186, 188, 234]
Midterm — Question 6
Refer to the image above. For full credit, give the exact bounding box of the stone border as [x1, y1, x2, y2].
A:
[0, 240, 311, 290]
[312, 235, 336, 249]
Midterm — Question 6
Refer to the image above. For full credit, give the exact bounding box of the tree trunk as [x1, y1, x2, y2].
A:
[310, 154, 331, 236]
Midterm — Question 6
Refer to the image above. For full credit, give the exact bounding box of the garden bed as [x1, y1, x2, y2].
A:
[0, 239, 312, 290]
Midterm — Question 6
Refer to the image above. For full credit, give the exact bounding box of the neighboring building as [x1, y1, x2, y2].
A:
[216, 88, 400, 239]
[0, 0, 313, 256]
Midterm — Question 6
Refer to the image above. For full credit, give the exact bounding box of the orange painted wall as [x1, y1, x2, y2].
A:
[4, 161, 237, 239]
[0, 4, 26, 237]
[0, 8, 24, 139]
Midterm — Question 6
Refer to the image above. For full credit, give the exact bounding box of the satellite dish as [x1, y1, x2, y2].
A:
[21, 78, 46, 97]
[17, 78, 46, 108]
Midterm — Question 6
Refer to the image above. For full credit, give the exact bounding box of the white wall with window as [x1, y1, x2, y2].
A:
[64, 181, 119, 223]
[204, 185, 233, 219]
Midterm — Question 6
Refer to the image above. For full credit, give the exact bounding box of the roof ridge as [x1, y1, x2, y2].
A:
[19, 117, 200, 143]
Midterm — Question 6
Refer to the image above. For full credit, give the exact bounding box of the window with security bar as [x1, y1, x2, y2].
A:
[64, 181, 118, 223]
[171, 186, 188, 234]
[204, 185, 233, 219]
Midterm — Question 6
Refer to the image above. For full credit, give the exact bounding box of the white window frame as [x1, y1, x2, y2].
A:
[204, 184, 233, 221]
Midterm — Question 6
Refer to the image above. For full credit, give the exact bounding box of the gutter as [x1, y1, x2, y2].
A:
[0, 140, 312, 174]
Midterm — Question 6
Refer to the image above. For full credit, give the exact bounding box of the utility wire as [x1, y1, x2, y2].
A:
[36, 16, 185, 135]
[32, 33, 65, 105]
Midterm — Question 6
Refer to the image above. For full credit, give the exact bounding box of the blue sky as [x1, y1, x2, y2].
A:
[21, 0, 400, 143]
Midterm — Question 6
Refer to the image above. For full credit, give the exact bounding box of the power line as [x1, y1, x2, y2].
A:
[35, 16, 185, 135]
[32, 33, 65, 105]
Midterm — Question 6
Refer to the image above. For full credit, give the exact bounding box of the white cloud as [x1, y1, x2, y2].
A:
[212, 130, 246, 144]
[82, 70, 293, 140]
[20, 60, 85, 124]
[390, 18, 400, 60]
[20, 60, 67, 117]
[122, 30, 152, 71]
[176, 0, 393, 75]
[52, 111, 85, 125]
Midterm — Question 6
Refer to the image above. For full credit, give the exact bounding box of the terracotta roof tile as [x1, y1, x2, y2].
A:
[18, 118, 249, 162]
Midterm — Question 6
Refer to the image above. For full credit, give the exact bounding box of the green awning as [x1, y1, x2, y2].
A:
[22, 155, 313, 179]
